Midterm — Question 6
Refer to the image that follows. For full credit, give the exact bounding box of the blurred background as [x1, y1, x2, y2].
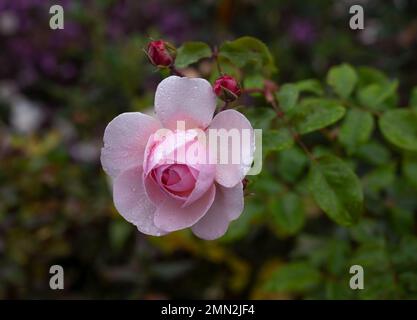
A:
[1, 0, 417, 299]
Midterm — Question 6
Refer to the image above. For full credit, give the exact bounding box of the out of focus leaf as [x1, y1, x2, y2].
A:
[277, 147, 308, 183]
[357, 66, 388, 87]
[241, 107, 276, 130]
[410, 86, 417, 110]
[276, 84, 299, 113]
[294, 79, 324, 96]
[309, 155, 363, 226]
[362, 164, 396, 195]
[379, 109, 417, 151]
[263, 129, 294, 154]
[221, 201, 262, 243]
[355, 141, 391, 166]
[270, 192, 305, 235]
[403, 154, 417, 189]
[265, 262, 321, 293]
[389, 207, 414, 235]
[219, 36, 276, 74]
[243, 73, 264, 89]
[291, 98, 346, 135]
[326, 63, 358, 99]
[338, 109, 374, 154]
[175, 42, 212, 68]
[349, 219, 384, 243]
[357, 80, 398, 111]
[109, 220, 132, 251]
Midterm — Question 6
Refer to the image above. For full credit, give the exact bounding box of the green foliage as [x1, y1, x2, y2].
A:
[219, 36, 277, 75]
[276, 84, 299, 112]
[265, 262, 322, 293]
[290, 98, 346, 134]
[338, 109, 374, 154]
[410, 87, 417, 108]
[309, 155, 363, 226]
[379, 109, 417, 151]
[175, 41, 212, 68]
[263, 129, 294, 154]
[403, 154, 417, 189]
[294, 79, 324, 96]
[357, 80, 398, 111]
[277, 148, 308, 183]
[327, 63, 358, 99]
[270, 192, 305, 235]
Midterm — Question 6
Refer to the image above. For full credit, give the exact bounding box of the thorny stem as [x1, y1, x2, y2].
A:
[169, 65, 185, 77]
[219, 100, 229, 112]
[242, 88, 264, 94]
[212, 46, 223, 75]
[214, 101, 229, 116]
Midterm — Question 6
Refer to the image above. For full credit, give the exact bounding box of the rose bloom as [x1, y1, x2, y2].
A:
[101, 76, 254, 240]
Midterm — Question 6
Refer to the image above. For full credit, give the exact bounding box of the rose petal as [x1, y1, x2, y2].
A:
[101, 112, 161, 178]
[153, 185, 216, 232]
[144, 172, 172, 204]
[113, 166, 166, 236]
[191, 182, 244, 240]
[182, 162, 214, 207]
[155, 76, 216, 130]
[143, 130, 198, 175]
[208, 110, 254, 187]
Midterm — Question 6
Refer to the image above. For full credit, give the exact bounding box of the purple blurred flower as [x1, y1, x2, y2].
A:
[1, 0, 85, 85]
[140, 0, 192, 42]
[289, 18, 316, 45]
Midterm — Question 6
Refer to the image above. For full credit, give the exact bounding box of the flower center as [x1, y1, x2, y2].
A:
[153, 163, 198, 198]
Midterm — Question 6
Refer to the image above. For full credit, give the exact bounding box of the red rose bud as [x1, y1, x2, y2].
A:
[146, 40, 176, 67]
[214, 75, 241, 102]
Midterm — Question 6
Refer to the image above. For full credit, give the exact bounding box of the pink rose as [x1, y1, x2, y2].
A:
[101, 76, 254, 240]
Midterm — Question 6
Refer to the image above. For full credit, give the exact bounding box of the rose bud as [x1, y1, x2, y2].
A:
[213, 74, 241, 102]
[146, 40, 176, 67]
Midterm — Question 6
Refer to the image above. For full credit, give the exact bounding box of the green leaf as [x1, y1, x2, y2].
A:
[363, 164, 396, 195]
[263, 129, 294, 154]
[278, 147, 308, 183]
[390, 207, 414, 236]
[219, 36, 276, 74]
[379, 109, 417, 151]
[309, 155, 363, 226]
[410, 86, 417, 110]
[350, 218, 384, 243]
[338, 109, 374, 154]
[221, 200, 262, 243]
[403, 154, 417, 189]
[326, 63, 358, 99]
[294, 79, 324, 96]
[270, 192, 305, 235]
[109, 220, 132, 251]
[175, 41, 212, 68]
[276, 84, 299, 113]
[355, 141, 391, 166]
[252, 171, 286, 194]
[243, 73, 264, 90]
[357, 66, 388, 87]
[265, 262, 321, 293]
[291, 98, 346, 135]
[240, 106, 276, 130]
[357, 80, 399, 111]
